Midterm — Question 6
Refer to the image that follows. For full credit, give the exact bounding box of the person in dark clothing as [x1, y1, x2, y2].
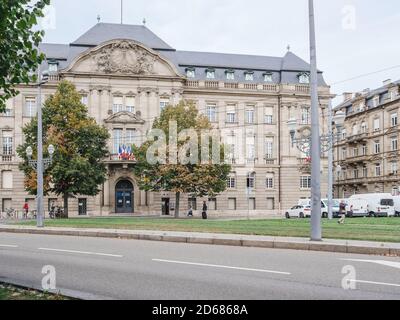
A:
[338, 200, 347, 224]
[187, 206, 193, 217]
[202, 201, 208, 220]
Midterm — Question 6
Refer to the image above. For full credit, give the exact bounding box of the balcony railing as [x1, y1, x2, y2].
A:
[0, 155, 13, 162]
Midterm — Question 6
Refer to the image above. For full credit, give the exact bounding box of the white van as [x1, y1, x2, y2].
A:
[346, 198, 369, 217]
[349, 193, 395, 217]
[393, 196, 400, 217]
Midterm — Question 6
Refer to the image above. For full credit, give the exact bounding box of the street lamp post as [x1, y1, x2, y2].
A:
[288, 110, 346, 239]
[27, 69, 51, 228]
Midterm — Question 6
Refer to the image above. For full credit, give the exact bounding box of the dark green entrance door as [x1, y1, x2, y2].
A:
[115, 180, 134, 214]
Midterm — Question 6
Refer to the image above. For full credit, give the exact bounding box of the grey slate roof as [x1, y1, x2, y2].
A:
[70, 23, 174, 50]
[335, 79, 400, 111]
[39, 23, 327, 86]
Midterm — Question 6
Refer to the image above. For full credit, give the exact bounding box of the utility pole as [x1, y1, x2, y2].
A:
[327, 99, 334, 220]
[308, 0, 322, 241]
[36, 69, 44, 228]
[120, 0, 123, 24]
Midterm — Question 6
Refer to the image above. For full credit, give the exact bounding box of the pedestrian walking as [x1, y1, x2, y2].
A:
[23, 201, 29, 219]
[187, 206, 193, 217]
[202, 201, 208, 220]
[338, 200, 346, 224]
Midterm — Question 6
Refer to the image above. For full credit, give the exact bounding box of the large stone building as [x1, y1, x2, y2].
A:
[0, 23, 331, 217]
[333, 79, 400, 198]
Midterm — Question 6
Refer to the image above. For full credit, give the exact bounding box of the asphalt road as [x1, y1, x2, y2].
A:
[1, 232, 400, 300]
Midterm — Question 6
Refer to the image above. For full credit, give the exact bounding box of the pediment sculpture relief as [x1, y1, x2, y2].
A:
[93, 40, 156, 75]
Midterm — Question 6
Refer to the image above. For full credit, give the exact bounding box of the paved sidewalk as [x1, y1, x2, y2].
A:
[0, 224, 399, 256]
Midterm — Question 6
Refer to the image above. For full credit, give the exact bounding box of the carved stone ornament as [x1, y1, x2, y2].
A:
[93, 40, 157, 75]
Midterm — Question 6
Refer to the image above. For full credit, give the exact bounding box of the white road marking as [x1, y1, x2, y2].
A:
[152, 259, 291, 275]
[349, 279, 400, 288]
[341, 258, 400, 270]
[38, 247, 123, 258]
[0, 244, 18, 248]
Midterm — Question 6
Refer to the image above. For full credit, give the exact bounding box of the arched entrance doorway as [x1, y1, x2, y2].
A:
[115, 180, 134, 214]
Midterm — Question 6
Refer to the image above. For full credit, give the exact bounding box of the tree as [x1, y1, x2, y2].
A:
[133, 101, 231, 218]
[0, 0, 50, 112]
[17, 80, 110, 217]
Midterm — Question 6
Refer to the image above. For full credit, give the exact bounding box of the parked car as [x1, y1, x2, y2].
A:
[345, 198, 369, 217]
[348, 193, 395, 217]
[285, 205, 311, 219]
[393, 195, 400, 217]
[298, 199, 334, 218]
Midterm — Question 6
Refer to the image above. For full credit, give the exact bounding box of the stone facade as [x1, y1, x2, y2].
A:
[333, 80, 400, 198]
[0, 23, 331, 217]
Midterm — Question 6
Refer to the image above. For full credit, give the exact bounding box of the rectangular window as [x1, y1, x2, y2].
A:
[126, 129, 140, 147]
[126, 97, 135, 113]
[78, 198, 87, 216]
[301, 107, 310, 125]
[391, 113, 398, 127]
[2, 133, 13, 155]
[264, 74, 273, 82]
[206, 104, 217, 122]
[226, 105, 236, 123]
[245, 73, 254, 81]
[266, 176, 274, 189]
[341, 148, 347, 160]
[352, 147, 358, 157]
[363, 167, 368, 178]
[48, 63, 58, 73]
[25, 97, 37, 117]
[353, 169, 359, 179]
[226, 72, 235, 80]
[113, 97, 123, 114]
[186, 69, 195, 78]
[362, 144, 367, 155]
[361, 123, 367, 133]
[80, 95, 88, 106]
[265, 138, 274, 159]
[391, 162, 398, 175]
[391, 137, 398, 151]
[300, 176, 311, 189]
[373, 118, 380, 131]
[113, 129, 123, 154]
[1, 171, 13, 189]
[227, 176, 236, 189]
[208, 198, 217, 210]
[188, 198, 197, 210]
[375, 164, 381, 177]
[247, 173, 256, 189]
[246, 108, 255, 124]
[206, 70, 215, 79]
[228, 198, 236, 210]
[160, 99, 169, 112]
[374, 141, 381, 154]
[2, 198, 12, 212]
[264, 107, 273, 124]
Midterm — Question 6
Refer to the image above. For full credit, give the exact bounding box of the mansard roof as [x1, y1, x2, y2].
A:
[39, 22, 327, 86]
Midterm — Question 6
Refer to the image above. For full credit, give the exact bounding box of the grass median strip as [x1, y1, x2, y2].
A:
[0, 283, 69, 300]
[14, 217, 400, 243]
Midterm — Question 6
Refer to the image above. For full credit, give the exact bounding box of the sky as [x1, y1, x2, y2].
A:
[40, 0, 400, 105]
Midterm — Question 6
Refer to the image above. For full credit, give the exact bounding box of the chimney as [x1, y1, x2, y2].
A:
[383, 79, 392, 86]
[362, 88, 370, 95]
[343, 92, 353, 102]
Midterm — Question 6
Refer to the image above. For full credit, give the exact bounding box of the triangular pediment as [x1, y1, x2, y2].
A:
[105, 111, 145, 124]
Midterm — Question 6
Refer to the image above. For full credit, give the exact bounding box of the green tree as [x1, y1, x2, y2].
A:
[0, 0, 50, 112]
[133, 101, 231, 218]
[17, 81, 110, 217]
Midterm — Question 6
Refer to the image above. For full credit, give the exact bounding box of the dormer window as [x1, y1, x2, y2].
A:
[245, 71, 254, 81]
[373, 96, 380, 107]
[206, 69, 215, 79]
[226, 70, 235, 80]
[186, 68, 195, 78]
[48, 60, 58, 73]
[298, 73, 310, 84]
[263, 73, 273, 82]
